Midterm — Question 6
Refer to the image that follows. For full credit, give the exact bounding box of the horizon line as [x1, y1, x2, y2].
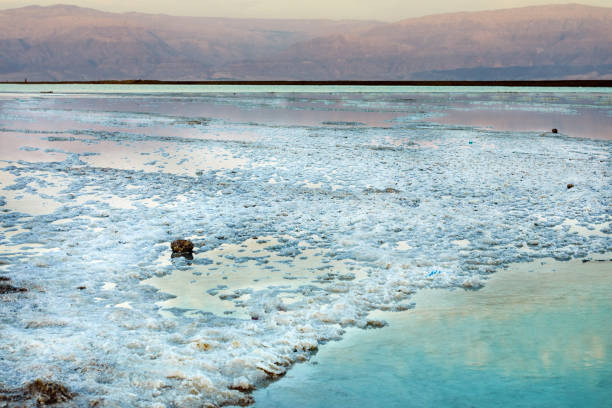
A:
[4, 80, 612, 87]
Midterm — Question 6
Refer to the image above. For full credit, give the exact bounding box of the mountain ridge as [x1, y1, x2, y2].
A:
[1, 3, 610, 81]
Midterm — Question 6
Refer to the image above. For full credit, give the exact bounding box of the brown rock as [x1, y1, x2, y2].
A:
[171, 239, 194, 254]
[228, 383, 255, 392]
[220, 395, 255, 407]
[26, 380, 73, 405]
[0, 284, 27, 294]
[365, 320, 387, 329]
[0, 379, 73, 406]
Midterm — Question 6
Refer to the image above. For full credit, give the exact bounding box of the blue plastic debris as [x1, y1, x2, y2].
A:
[428, 270, 442, 277]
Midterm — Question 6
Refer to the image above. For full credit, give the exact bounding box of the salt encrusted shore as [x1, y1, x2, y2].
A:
[0, 89, 609, 407]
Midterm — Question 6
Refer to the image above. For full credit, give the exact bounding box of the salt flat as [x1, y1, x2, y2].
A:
[0, 86, 610, 407]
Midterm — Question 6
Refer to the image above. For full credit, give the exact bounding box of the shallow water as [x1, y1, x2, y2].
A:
[2, 84, 611, 94]
[143, 236, 367, 319]
[253, 256, 612, 408]
[432, 107, 611, 140]
[0, 86, 610, 407]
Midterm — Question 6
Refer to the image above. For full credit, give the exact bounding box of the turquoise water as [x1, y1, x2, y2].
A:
[1, 84, 612, 94]
[253, 257, 612, 408]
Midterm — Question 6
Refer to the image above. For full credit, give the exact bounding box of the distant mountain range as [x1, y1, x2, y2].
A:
[1, 3, 611, 81]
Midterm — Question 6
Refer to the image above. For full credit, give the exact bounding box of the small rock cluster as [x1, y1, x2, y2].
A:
[171, 239, 195, 259]
[0, 276, 27, 294]
[0, 379, 73, 406]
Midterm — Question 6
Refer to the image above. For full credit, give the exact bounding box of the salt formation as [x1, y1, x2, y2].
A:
[0, 89, 610, 407]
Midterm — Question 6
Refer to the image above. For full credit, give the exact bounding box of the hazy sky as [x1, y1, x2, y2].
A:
[0, 0, 609, 21]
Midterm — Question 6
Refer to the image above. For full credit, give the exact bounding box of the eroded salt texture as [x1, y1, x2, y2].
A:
[0, 90, 610, 407]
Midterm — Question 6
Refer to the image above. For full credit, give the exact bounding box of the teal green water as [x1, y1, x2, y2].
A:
[253, 257, 612, 408]
[1, 84, 612, 94]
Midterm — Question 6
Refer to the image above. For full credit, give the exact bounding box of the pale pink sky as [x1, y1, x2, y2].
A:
[0, 1, 609, 21]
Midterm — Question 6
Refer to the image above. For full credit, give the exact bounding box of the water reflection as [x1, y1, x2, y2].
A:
[143, 236, 366, 319]
[253, 256, 612, 407]
[432, 107, 611, 140]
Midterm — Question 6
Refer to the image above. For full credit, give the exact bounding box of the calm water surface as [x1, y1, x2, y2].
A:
[253, 256, 612, 408]
[1, 84, 611, 94]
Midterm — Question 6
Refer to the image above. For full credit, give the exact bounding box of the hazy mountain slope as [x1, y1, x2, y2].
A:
[226, 4, 612, 80]
[0, 5, 381, 80]
[1, 4, 611, 80]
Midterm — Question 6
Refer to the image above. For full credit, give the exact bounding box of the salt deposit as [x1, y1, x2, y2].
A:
[0, 87, 610, 407]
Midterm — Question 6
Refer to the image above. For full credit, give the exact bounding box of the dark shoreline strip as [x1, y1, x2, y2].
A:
[4, 80, 612, 87]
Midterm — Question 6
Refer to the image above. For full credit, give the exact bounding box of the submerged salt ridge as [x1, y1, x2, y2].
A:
[0, 91, 610, 407]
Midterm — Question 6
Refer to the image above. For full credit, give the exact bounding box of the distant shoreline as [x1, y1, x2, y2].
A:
[4, 80, 612, 87]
